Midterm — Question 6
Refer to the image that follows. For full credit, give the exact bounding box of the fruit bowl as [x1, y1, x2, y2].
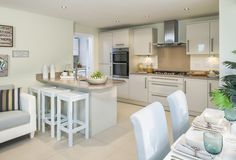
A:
[87, 76, 108, 85]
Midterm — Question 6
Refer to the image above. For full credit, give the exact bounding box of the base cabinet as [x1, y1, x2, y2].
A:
[185, 79, 208, 113]
[114, 78, 129, 99]
[207, 80, 219, 109]
[129, 75, 148, 102]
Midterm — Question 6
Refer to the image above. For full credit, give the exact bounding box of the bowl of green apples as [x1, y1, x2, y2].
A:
[87, 71, 108, 84]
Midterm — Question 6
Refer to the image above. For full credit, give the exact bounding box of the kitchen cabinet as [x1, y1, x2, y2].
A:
[184, 78, 208, 113]
[112, 29, 130, 48]
[186, 20, 219, 55]
[207, 80, 219, 109]
[210, 20, 219, 55]
[133, 28, 157, 55]
[113, 78, 129, 99]
[186, 22, 210, 55]
[99, 64, 112, 77]
[148, 76, 184, 106]
[99, 32, 112, 64]
[129, 74, 148, 102]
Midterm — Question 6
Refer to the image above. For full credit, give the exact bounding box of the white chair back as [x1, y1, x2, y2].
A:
[130, 102, 170, 160]
[167, 90, 189, 142]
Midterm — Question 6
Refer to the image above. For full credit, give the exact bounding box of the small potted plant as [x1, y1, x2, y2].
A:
[210, 50, 236, 122]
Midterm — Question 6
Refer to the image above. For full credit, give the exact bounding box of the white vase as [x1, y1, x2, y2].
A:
[42, 65, 48, 80]
[50, 64, 56, 79]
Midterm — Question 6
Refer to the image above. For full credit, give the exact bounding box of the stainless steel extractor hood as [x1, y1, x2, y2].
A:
[157, 20, 185, 47]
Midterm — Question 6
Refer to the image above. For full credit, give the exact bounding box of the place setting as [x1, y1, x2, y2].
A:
[170, 109, 236, 160]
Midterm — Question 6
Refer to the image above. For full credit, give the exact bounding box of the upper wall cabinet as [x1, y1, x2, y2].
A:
[186, 20, 219, 55]
[133, 28, 157, 55]
[210, 20, 219, 55]
[99, 32, 113, 64]
[112, 29, 130, 48]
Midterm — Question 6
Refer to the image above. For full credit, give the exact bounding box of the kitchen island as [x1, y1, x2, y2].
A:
[36, 74, 125, 136]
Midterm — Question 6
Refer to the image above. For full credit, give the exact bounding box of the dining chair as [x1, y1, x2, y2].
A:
[167, 90, 190, 142]
[130, 102, 170, 160]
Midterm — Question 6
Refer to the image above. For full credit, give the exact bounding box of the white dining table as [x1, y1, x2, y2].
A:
[164, 108, 236, 160]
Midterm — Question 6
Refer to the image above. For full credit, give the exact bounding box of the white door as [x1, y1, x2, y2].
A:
[185, 79, 208, 113]
[186, 22, 210, 55]
[129, 75, 148, 102]
[208, 80, 219, 109]
[210, 20, 219, 55]
[133, 28, 152, 55]
[99, 32, 112, 64]
[112, 29, 129, 48]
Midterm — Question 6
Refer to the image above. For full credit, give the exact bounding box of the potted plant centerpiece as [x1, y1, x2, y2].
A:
[210, 50, 236, 122]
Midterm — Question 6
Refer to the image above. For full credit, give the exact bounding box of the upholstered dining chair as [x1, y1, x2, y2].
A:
[130, 102, 170, 160]
[167, 90, 190, 142]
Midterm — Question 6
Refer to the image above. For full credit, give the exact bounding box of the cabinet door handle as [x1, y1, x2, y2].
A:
[151, 83, 178, 87]
[115, 43, 125, 46]
[110, 66, 112, 76]
[187, 40, 190, 52]
[209, 83, 212, 93]
[150, 77, 178, 81]
[211, 38, 214, 52]
[151, 94, 167, 98]
[184, 80, 187, 93]
[145, 77, 147, 89]
[149, 42, 151, 53]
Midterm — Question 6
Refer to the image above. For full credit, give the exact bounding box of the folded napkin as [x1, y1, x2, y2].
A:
[192, 116, 227, 132]
[174, 140, 215, 160]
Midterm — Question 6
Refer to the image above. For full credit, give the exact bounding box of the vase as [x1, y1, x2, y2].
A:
[224, 108, 236, 121]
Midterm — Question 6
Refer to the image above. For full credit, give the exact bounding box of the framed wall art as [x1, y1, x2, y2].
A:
[0, 25, 13, 47]
[0, 55, 8, 77]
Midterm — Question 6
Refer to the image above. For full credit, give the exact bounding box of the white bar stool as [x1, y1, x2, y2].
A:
[29, 86, 56, 131]
[57, 91, 89, 147]
[41, 88, 70, 138]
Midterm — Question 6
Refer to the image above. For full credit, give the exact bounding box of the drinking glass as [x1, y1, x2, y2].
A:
[203, 131, 223, 155]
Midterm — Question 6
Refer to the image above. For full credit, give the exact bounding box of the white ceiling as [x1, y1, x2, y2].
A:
[0, 0, 219, 28]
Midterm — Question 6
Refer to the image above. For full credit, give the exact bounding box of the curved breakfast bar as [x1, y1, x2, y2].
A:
[36, 74, 125, 136]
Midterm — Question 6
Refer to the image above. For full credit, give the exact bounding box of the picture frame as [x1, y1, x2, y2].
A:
[0, 55, 8, 77]
[0, 25, 13, 47]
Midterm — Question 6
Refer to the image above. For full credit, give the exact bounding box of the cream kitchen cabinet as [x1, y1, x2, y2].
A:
[113, 78, 129, 99]
[184, 78, 208, 114]
[133, 28, 157, 55]
[99, 64, 112, 77]
[112, 29, 130, 48]
[207, 79, 219, 109]
[210, 20, 219, 55]
[99, 32, 112, 64]
[129, 74, 148, 102]
[186, 22, 210, 55]
[186, 20, 219, 55]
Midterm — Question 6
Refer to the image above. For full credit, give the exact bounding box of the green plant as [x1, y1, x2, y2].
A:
[210, 50, 236, 110]
[90, 71, 104, 79]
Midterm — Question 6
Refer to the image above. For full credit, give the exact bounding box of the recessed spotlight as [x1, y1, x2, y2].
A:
[115, 19, 120, 23]
[145, 15, 151, 19]
[184, 7, 190, 11]
[61, 6, 67, 9]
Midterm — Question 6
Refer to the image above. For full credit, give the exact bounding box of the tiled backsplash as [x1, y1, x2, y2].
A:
[190, 55, 219, 71]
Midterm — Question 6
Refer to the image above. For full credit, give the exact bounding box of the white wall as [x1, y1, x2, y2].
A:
[0, 7, 74, 90]
[74, 24, 99, 71]
[219, 0, 236, 77]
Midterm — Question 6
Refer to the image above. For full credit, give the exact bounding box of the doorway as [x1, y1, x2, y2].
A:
[73, 33, 94, 76]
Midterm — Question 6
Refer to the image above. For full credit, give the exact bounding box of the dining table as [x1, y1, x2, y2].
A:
[164, 108, 236, 160]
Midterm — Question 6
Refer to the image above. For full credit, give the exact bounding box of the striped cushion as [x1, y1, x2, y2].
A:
[0, 88, 21, 112]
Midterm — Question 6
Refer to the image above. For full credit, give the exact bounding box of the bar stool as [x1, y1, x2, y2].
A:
[41, 88, 70, 138]
[57, 91, 89, 147]
[29, 86, 56, 131]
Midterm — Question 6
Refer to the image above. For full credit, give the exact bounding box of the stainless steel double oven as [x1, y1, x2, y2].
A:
[112, 48, 129, 78]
